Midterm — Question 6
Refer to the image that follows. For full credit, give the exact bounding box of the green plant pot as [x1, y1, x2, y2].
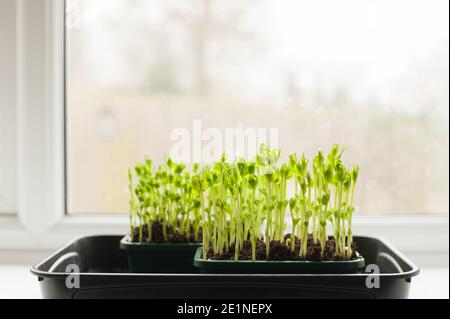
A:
[193, 247, 365, 274]
[120, 236, 202, 273]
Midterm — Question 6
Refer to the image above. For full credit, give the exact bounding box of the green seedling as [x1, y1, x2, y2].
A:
[129, 143, 360, 261]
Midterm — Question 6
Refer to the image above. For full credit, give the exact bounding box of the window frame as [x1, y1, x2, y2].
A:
[0, 0, 18, 215]
[0, 0, 447, 267]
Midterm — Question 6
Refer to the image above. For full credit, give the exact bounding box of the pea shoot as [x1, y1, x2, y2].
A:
[128, 157, 203, 243]
[128, 144, 360, 261]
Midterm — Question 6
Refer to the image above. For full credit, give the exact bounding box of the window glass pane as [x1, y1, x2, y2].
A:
[66, 0, 449, 214]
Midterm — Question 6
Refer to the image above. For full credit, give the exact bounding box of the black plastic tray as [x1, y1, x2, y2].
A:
[30, 235, 419, 299]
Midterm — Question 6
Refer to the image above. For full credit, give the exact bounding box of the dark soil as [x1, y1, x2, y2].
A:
[207, 234, 358, 261]
[131, 221, 202, 243]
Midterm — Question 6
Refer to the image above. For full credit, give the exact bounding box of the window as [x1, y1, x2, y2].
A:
[0, 0, 17, 215]
[65, 0, 449, 215]
[0, 0, 446, 257]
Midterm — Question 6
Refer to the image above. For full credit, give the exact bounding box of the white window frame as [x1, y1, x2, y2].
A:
[0, 0, 448, 267]
[0, 0, 129, 249]
[0, 0, 18, 215]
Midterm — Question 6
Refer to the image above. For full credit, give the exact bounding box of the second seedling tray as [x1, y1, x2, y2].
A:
[120, 237, 201, 273]
[193, 248, 366, 274]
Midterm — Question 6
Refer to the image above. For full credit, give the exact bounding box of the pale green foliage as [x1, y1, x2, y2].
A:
[128, 156, 201, 243]
[129, 144, 359, 260]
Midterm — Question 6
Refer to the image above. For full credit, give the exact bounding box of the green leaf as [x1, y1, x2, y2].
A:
[313, 150, 324, 169]
[351, 165, 360, 183]
[166, 157, 175, 169]
[322, 191, 330, 205]
[288, 153, 297, 168]
[247, 162, 256, 175]
[335, 162, 347, 182]
[174, 163, 185, 174]
[247, 175, 258, 189]
[289, 197, 297, 211]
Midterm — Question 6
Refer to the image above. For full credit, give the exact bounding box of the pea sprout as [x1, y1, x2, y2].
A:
[128, 144, 360, 261]
[128, 157, 203, 243]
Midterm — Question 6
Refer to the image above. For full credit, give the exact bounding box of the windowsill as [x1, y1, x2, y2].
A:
[0, 265, 448, 299]
[0, 214, 448, 267]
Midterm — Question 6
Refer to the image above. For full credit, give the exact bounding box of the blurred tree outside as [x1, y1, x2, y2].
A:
[66, 0, 449, 214]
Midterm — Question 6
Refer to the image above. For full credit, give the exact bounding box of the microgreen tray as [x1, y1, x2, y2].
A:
[120, 236, 201, 273]
[193, 248, 365, 274]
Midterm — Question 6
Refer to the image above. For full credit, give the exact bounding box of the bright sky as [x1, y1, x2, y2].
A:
[251, 0, 449, 104]
[69, 0, 449, 112]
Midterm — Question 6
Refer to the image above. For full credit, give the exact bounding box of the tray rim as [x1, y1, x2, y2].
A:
[30, 234, 420, 279]
[192, 247, 366, 271]
[120, 236, 202, 250]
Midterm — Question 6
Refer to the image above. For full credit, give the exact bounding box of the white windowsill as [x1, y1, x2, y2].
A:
[0, 265, 448, 299]
[0, 214, 448, 267]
